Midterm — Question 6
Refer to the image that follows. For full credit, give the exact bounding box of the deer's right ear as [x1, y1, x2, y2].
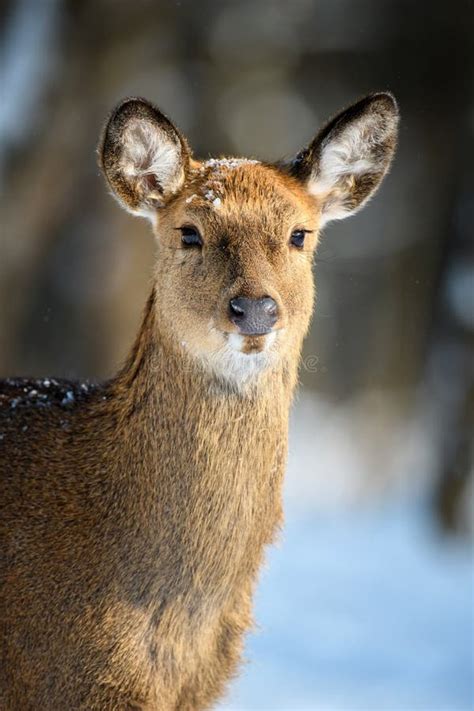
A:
[99, 98, 190, 219]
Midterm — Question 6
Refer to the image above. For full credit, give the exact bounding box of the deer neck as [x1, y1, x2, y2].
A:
[105, 290, 297, 601]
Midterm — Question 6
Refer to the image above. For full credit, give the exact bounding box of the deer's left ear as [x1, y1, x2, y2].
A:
[289, 93, 399, 227]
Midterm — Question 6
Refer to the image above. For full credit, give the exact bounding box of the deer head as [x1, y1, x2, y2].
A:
[99, 93, 398, 385]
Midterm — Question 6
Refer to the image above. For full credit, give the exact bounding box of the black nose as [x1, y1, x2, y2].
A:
[229, 296, 278, 335]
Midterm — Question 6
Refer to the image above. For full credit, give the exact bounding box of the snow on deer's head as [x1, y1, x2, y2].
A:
[100, 93, 398, 385]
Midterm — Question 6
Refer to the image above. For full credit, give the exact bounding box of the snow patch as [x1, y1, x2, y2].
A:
[202, 157, 260, 171]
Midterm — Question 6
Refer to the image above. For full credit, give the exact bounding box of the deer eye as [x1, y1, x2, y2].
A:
[178, 225, 203, 247]
[290, 228, 310, 249]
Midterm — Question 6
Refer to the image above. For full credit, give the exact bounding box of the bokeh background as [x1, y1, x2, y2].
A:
[1, 1, 473, 709]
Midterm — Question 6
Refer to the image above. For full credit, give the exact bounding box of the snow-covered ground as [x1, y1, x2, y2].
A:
[218, 395, 473, 711]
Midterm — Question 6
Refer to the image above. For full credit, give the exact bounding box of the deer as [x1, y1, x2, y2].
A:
[0, 92, 398, 710]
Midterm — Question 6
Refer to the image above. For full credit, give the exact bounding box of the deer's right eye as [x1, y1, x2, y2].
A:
[178, 225, 203, 248]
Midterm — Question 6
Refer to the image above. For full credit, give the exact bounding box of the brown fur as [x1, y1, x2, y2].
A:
[0, 94, 398, 710]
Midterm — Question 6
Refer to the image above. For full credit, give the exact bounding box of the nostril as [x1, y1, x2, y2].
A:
[229, 298, 246, 318]
[262, 297, 278, 318]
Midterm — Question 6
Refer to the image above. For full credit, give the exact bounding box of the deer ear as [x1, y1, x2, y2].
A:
[289, 93, 399, 227]
[99, 98, 190, 218]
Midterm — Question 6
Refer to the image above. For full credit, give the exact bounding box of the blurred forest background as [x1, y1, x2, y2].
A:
[1, 1, 473, 709]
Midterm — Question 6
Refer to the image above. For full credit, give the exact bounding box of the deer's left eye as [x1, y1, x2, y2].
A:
[290, 229, 310, 248]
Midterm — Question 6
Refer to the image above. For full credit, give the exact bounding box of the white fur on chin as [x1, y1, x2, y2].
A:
[212, 331, 279, 387]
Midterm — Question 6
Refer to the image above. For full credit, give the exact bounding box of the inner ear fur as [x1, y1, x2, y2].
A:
[99, 97, 190, 218]
[288, 92, 399, 225]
